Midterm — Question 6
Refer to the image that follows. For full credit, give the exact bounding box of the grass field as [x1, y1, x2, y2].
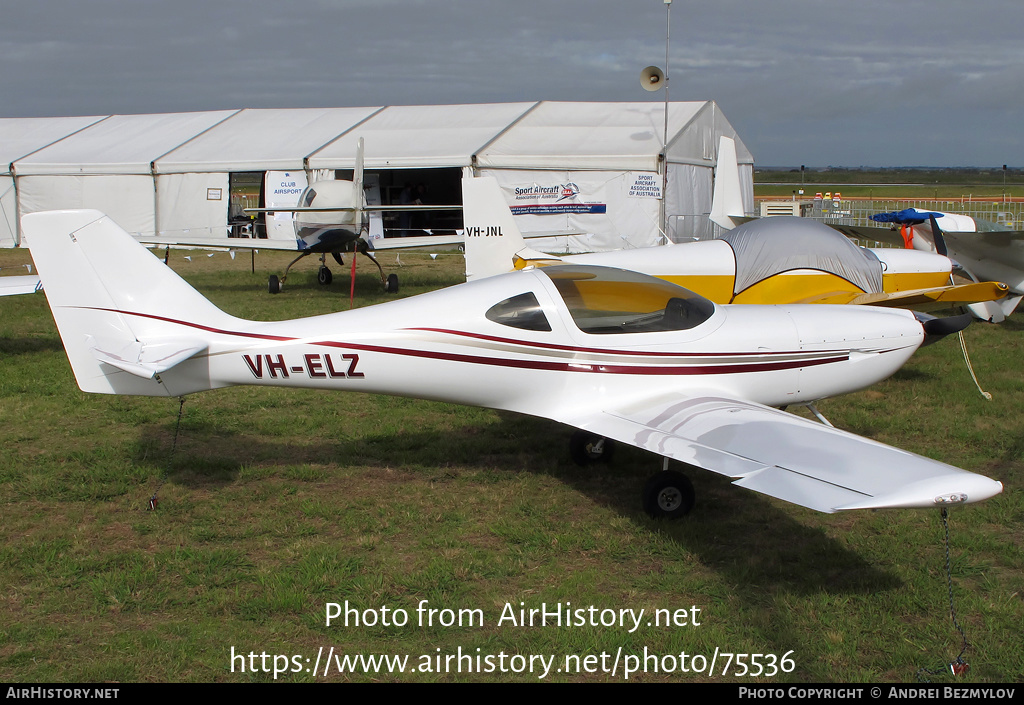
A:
[0, 245, 1021, 683]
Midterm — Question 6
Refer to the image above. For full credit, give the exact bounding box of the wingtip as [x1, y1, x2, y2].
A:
[833, 476, 1003, 511]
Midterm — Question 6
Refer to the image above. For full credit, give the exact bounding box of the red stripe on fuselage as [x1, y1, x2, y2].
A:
[77, 307, 858, 376]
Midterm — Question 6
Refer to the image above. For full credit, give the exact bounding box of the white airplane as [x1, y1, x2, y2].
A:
[463, 176, 1008, 311]
[0, 275, 42, 297]
[23, 208, 1002, 518]
[830, 208, 1024, 322]
[142, 139, 462, 296]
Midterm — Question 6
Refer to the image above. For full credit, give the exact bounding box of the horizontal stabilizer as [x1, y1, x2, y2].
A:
[88, 336, 208, 379]
[512, 247, 563, 269]
[0, 275, 42, 296]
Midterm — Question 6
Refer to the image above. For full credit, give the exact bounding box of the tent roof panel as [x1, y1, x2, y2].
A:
[14, 111, 237, 175]
[0, 116, 106, 173]
[665, 103, 755, 167]
[474, 101, 711, 171]
[307, 103, 537, 169]
[155, 107, 383, 173]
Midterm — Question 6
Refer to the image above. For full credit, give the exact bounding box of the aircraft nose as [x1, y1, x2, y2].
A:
[790, 305, 924, 352]
[784, 305, 924, 400]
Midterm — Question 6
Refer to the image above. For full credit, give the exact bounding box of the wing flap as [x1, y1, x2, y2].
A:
[569, 394, 1002, 512]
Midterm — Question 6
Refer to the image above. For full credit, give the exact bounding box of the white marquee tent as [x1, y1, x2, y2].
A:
[2, 102, 754, 251]
[0, 115, 106, 247]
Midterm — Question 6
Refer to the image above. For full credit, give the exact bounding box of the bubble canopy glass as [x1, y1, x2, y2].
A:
[543, 265, 716, 334]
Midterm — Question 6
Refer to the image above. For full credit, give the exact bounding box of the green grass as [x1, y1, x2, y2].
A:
[0, 246, 1021, 682]
[755, 168, 1024, 200]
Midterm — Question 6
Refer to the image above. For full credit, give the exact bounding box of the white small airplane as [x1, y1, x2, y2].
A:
[0, 275, 42, 297]
[142, 139, 462, 296]
[831, 208, 1024, 322]
[24, 208, 1002, 517]
[463, 176, 1008, 311]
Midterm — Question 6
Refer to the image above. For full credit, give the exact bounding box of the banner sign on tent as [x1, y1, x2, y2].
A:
[266, 171, 307, 207]
[264, 171, 308, 240]
[509, 181, 607, 216]
[626, 172, 662, 199]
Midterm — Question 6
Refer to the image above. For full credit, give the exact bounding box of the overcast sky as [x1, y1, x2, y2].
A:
[2, 0, 1022, 167]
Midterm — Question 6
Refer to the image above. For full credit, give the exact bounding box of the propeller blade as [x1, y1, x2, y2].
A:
[913, 311, 972, 346]
[928, 214, 948, 257]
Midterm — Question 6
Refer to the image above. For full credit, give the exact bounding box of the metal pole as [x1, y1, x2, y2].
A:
[661, 0, 672, 240]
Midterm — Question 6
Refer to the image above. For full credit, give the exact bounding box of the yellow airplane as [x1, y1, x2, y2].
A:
[463, 143, 1007, 312]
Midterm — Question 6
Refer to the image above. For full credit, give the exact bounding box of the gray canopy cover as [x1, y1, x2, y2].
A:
[721, 217, 882, 296]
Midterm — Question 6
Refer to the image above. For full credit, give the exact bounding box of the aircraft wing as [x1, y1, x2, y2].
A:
[0, 275, 43, 296]
[139, 233, 468, 253]
[799, 280, 1010, 308]
[565, 394, 1001, 513]
[369, 233, 465, 250]
[246, 205, 462, 214]
[827, 223, 907, 246]
[139, 235, 303, 252]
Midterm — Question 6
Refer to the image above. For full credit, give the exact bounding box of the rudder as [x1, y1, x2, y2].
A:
[23, 209, 235, 396]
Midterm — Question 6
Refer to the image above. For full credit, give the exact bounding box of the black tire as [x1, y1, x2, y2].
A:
[642, 470, 695, 519]
[268, 275, 281, 294]
[569, 430, 615, 466]
[317, 266, 333, 286]
[385, 273, 399, 293]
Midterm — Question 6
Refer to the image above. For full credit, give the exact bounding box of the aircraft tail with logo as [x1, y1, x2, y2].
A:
[461, 177, 562, 281]
[23, 209, 239, 397]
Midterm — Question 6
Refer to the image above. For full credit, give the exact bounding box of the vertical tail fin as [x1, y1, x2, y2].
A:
[709, 136, 746, 230]
[461, 177, 530, 281]
[23, 209, 237, 396]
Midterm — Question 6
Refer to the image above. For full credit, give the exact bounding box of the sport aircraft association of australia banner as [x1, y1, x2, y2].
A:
[498, 172, 664, 252]
[507, 173, 662, 216]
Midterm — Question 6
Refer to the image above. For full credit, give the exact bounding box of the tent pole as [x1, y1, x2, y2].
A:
[661, 0, 671, 241]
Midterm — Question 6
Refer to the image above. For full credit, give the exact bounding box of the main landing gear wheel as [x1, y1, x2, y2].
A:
[385, 273, 399, 293]
[268, 274, 281, 294]
[642, 470, 695, 519]
[318, 266, 333, 286]
[569, 430, 616, 466]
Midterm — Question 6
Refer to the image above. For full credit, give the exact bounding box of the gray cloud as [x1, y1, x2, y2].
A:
[1, 0, 1020, 165]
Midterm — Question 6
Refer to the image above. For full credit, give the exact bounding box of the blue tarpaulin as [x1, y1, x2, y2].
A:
[870, 208, 945, 225]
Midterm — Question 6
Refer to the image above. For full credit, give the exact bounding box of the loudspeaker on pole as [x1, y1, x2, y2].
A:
[640, 65, 665, 92]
